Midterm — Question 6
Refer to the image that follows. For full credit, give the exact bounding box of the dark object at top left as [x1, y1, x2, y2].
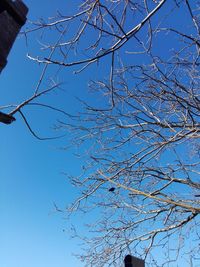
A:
[0, 0, 28, 73]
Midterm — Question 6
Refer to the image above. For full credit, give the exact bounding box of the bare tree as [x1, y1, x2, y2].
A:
[26, 0, 200, 266]
[0, 0, 66, 139]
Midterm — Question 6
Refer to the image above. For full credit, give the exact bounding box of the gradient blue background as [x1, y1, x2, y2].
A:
[0, 1, 87, 266]
[0, 1, 198, 267]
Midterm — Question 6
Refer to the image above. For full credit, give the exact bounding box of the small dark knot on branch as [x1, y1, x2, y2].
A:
[108, 187, 115, 192]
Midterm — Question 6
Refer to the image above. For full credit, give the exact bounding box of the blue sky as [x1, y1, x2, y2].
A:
[0, 1, 87, 267]
[1, 1, 199, 267]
